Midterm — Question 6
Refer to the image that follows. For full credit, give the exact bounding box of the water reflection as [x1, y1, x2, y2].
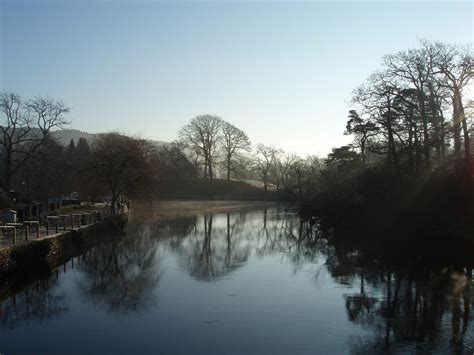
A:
[344, 265, 473, 353]
[0, 205, 472, 354]
[0, 274, 67, 329]
[178, 213, 251, 281]
[78, 224, 161, 313]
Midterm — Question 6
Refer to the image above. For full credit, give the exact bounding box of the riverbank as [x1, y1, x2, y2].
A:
[0, 215, 126, 281]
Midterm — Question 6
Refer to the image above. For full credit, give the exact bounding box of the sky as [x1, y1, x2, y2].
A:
[1, 0, 472, 157]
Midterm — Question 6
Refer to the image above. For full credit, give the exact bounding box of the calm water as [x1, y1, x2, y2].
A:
[0, 204, 473, 354]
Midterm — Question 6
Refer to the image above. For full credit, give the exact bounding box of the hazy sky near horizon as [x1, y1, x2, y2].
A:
[1, 1, 472, 156]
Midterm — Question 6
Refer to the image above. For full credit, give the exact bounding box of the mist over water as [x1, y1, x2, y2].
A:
[0, 204, 472, 354]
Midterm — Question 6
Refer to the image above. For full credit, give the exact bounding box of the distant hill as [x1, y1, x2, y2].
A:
[52, 129, 97, 146]
[51, 129, 166, 147]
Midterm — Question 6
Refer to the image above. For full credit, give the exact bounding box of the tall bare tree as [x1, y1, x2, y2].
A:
[178, 115, 223, 179]
[0, 93, 69, 190]
[221, 121, 251, 180]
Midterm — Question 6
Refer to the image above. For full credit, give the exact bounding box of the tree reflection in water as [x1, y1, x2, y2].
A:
[178, 213, 252, 281]
[78, 225, 160, 313]
[0, 273, 67, 329]
[325, 243, 474, 353]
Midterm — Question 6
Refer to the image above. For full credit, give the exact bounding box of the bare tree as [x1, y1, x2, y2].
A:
[178, 115, 223, 179]
[221, 121, 251, 180]
[252, 144, 279, 191]
[275, 152, 299, 193]
[91, 133, 155, 214]
[0, 93, 69, 190]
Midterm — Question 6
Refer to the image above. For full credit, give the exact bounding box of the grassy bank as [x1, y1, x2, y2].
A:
[157, 178, 277, 201]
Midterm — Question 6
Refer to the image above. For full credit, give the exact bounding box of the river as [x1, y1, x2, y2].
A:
[0, 202, 472, 354]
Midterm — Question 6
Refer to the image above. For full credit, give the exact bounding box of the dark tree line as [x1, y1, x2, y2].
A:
[306, 40, 473, 238]
[347, 40, 472, 176]
[0, 95, 160, 214]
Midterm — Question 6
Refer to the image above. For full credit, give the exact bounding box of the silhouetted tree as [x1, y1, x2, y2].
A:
[252, 144, 279, 191]
[178, 115, 224, 179]
[0, 93, 69, 190]
[91, 133, 155, 213]
[345, 110, 377, 166]
[220, 121, 251, 180]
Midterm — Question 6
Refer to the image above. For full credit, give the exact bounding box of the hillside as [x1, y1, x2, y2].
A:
[51, 129, 166, 147]
[52, 129, 97, 146]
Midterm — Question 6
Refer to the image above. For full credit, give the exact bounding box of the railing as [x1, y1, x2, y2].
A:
[0, 207, 116, 249]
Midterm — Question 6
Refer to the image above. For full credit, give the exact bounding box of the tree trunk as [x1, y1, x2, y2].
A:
[419, 87, 430, 169]
[407, 121, 414, 174]
[386, 101, 399, 173]
[203, 154, 208, 178]
[414, 125, 421, 176]
[209, 160, 213, 180]
[4, 150, 12, 191]
[361, 138, 366, 167]
[428, 85, 441, 159]
[452, 88, 462, 161]
[111, 194, 118, 215]
[439, 109, 446, 158]
[458, 95, 471, 161]
[227, 154, 231, 181]
[205, 149, 213, 180]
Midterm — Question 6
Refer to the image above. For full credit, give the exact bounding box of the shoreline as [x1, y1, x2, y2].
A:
[0, 215, 125, 281]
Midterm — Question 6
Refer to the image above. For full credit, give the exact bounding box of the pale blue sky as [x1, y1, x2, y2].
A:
[1, 1, 472, 156]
